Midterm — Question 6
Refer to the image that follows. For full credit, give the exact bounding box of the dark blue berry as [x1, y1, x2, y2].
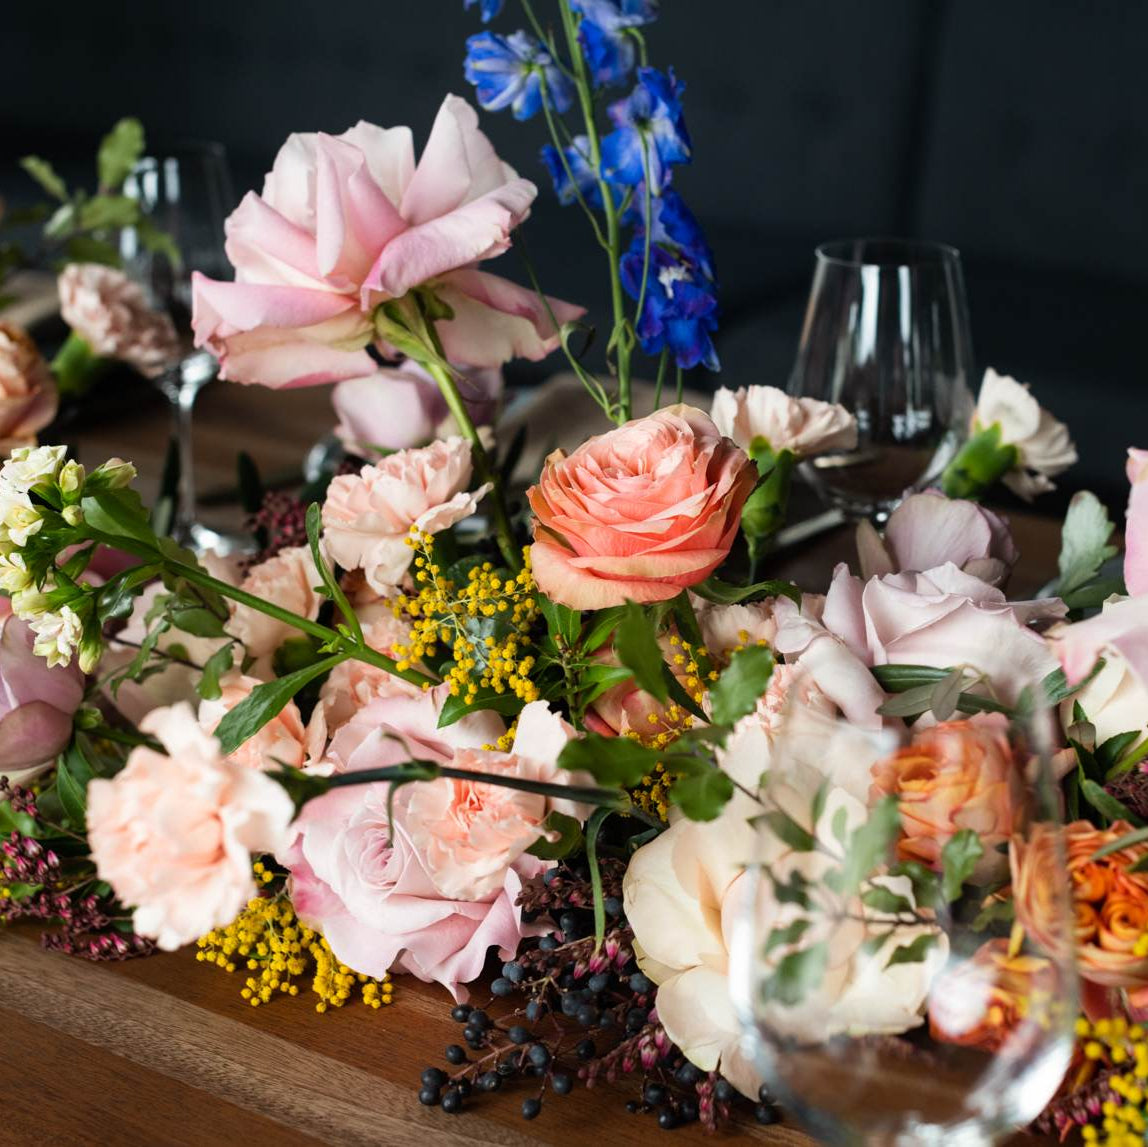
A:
[714, 1079, 736, 1104]
[679, 1098, 699, 1122]
[755, 1103, 780, 1125]
[450, 1003, 472, 1023]
[603, 895, 623, 917]
[445, 1044, 466, 1065]
[468, 1009, 490, 1029]
[657, 1107, 677, 1130]
[551, 1072, 573, 1096]
[643, 1083, 667, 1106]
[576, 1004, 598, 1027]
[420, 1067, 447, 1089]
[629, 972, 652, 994]
[598, 1009, 616, 1029]
[502, 961, 526, 983]
[522, 1097, 542, 1120]
[587, 972, 611, 993]
[560, 993, 581, 1017]
[464, 1026, 485, 1045]
[525, 1000, 544, 1022]
[625, 1100, 639, 1114]
[527, 1044, 551, 1068]
[491, 977, 514, 997]
[455, 1080, 472, 1099]
[576, 1038, 595, 1060]
[441, 1088, 463, 1114]
[507, 1025, 531, 1045]
[538, 935, 559, 951]
[479, 1070, 502, 1092]
[626, 1007, 648, 1032]
[417, 1087, 440, 1107]
[497, 1059, 517, 1077]
[542, 868, 558, 886]
[559, 911, 580, 936]
[675, 1062, 701, 1087]
[758, 1084, 774, 1103]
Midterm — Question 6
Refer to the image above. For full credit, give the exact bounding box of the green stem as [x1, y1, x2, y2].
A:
[559, 0, 632, 425]
[419, 358, 522, 572]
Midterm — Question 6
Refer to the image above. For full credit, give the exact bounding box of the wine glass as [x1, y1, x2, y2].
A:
[730, 695, 1077, 1146]
[121, 142, 250, 554]
[789, 239, 975, 522]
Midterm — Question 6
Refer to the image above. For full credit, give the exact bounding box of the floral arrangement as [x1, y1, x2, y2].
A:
[2, 3, 1147, 1143]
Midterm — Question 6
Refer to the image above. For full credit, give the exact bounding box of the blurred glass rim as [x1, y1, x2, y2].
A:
[815, 237, 963, 271]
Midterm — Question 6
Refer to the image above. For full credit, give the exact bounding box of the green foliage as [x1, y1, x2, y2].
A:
[437, 687, 526, 729]
[97, 118, 145, 190]
[197, 645, 236, 702]
[940, 829, 984, 902]
[558, 733, 660, 788]
[693, 575, 800, 606]
[613, 600, 668, 703]
[19, 156, 68, 201]
[1081, 778, 1144, 827]
[1052, 491, 1119, 603]
[759, 942, 829, 1006]
[538, 594, 581, 649]
[669, 768, 734, 821]
[526, 811, 585, 860]
[761, 808, 816, 853]
[834, 796, 900, 896]
[709, 645, 774, 728]
[885, 933, 938, 968]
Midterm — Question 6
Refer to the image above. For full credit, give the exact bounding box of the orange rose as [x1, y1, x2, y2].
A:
[869, 713, 1022, 883]
[1013, 818, 1148, 991]
[929, 938, 1058, 1053]
[527, 406, 755, 610]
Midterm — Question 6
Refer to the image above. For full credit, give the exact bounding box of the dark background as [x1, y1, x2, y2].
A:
[3, 0, 1145, 510]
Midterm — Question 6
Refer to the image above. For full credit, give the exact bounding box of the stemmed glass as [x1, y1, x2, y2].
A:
[789, 239, 975, 521]
[731, 696, 1077, 1146]
[121, 142, 247, 553]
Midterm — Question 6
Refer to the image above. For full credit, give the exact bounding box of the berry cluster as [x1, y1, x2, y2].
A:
[416, 861, 781, 1130]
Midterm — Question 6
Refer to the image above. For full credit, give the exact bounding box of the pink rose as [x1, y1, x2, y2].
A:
[404, 701, 583, 900]
[0, 323, 57, 454]
[528, 405, 756, 610]
[855, 492, 1018, 588]
[0, 613, 84, 787]
[281, 780, 538, 1000]
[775, 563, 1063, 728]
[87, 703, 294, 950]
[332, 361, 503, 457]
[710, 384, 857, 458]
[198, 670, 306, 771]
[321, 438, 488, 593]
[58, 264, 180, 379]
[1054, 596, 1148, 692]
[226, 545, 322, 661]
[1126, 448, 1148, 597]
[191, 97, 582, 387]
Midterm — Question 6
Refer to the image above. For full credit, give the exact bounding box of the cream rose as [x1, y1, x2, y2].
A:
[710, 384, 857, 458]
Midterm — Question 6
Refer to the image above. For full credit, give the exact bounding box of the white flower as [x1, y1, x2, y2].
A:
[1, 444, 68, 493]
[3, 502, 44, 547]
[711, 385, 857, 459]
[28, 604, 83, 667]
[0, 549, 31, 592]
[973, 369, 1077, 499]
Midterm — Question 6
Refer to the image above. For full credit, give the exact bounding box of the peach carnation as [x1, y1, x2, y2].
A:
[226, 545, 322, 661]
[198, 670, 307, 771]
[0, 322, 57, 453]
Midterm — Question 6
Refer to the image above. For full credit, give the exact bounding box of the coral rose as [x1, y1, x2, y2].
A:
[198, 671, 307, 771]
[226, 545, 322, 663]
[87, 703, 294, 950]
[870, 713, 1022, 883]
[528, 405, 755, 610]
[190, 97, 582, 386]
[1013, 819, 1148, 992]
[710, 384, 857, 458]
[58, 264, 180, 379]
[321, 438, 489, 593]
[928, 938, 1059, 1053]
[0, 323, 57, 454]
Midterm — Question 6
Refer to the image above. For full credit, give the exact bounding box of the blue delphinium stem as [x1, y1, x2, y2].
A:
[633, 139, 654, 330]
[559, 0, 633, 425]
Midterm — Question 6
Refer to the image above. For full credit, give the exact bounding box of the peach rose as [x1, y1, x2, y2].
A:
[87, 702, 294, 950]
[710, 384, 857, 458]
[0, 323, 57, 454]
[870, 713, 1023, 883]
[405, 701, 586, 900]
[226, 545, 322, 662]
[528, 405, 755, 610]
[928, 938, 1059, 1053]
[321, 438, 489, 593]
[198, 670, 307, 771]
[58, 264, 180, 379]
[1013, 819, 1148, 991]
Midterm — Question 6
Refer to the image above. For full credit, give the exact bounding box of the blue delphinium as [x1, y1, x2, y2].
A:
[465, 31, 574, 121]
[463, 0, 504, 21]
[600, 68, 691, 191]
[631, 188, 713, 278]
[571, 0, 659, 87]
[541, 136, 605, 207]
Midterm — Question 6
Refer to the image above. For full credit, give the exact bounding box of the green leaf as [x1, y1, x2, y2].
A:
[971, 897, 1016, 932]
[709, 645, 774, 728]
[830, 805, 849, 845]
[437, 687, 525, 729]
[1090, 824, 1148, 860]
[538, 594, 580, 648]
[769, 868, 812, 909]
[305, 502, 361, 644]
[837, 796, 900, 895]
[877, 684, 937, 718]
[0, 801, 38, 838]
[930, 667, 966, 722]
[97, 117, 145, 190]
[670, 767, 734, 821]
[168, 606, 226, 638]
[20, 156, 67, 201]
[95, 563, 159, 622]
[215, 654, 346, 755]
[693, 576, 800, 606]
[81, 488, 158, 549]
[197, 644, 235, 702]
[586, 808, 610, 952]
[888, 859, 941, 911]
[860, 885, 914, 915]
[1098, 731, 1143, 773]
[581, 606, 625, 653]
[78, 195, 139, 231]
[760, 942, 829, 1006]
[763, 918, 811, 957]
[1055, 491, 1118, 598]
[884, 933, 938, 968]
[526, 811, 584, 860]
[614, 600, 668, 703]
[63, 235, 120, 266]
[761, 808, 816, 852]
[557, 733, 660, 788]
[56, 746, 93, 829]
[872, 665, 953, 692]
[940, 829, 985, 902]
[1081, 778, 1145, 827]
[578, 662, 635, 707]
[135, 216, 183, 271]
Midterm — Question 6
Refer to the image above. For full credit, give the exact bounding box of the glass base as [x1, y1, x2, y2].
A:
[184, 520, 256, 558]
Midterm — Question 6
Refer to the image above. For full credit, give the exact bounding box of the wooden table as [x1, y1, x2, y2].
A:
[0, 375, 1061, 1145]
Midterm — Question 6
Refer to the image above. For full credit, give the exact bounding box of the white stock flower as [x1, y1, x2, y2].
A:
[1, 444, 68, 493]
[29, 604, 83, 667]
[973, 369, 1077, 499]
[711, 385, 857, 458]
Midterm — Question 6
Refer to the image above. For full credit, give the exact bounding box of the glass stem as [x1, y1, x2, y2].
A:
[169, 372, 199, 543]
